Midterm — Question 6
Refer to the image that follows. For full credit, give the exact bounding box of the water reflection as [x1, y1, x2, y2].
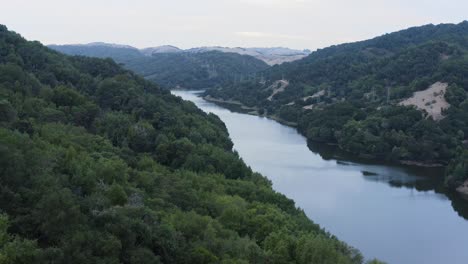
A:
[173, 90, 468, 264]
[307, 135, 468, 220]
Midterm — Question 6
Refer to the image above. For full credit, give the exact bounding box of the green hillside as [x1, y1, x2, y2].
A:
[49, 44, 270, 89]
[48, 43, 143, 62]
[0, 25, 372, 263]
[205, 21, 468, 192]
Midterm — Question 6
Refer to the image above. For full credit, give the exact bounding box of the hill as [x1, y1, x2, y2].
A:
[124, 51, 270, 89]
[186, 46, 311, 65]
[141, 45, 182, 55]
[48, 42, 143, 62]
[50, 43, 309, 65]
[204, 21, 468, 193]
[49, 43, 270, 89]
[0, 25, 371, 263]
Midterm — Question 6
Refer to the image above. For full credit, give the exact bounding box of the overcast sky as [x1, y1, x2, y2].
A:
[1, 0, 467, 50]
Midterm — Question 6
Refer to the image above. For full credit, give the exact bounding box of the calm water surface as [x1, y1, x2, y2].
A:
[173, 90, 468, 264]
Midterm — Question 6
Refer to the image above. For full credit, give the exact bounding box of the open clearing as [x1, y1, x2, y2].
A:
[399, 82, 449, 121]
[267, 80, 289, 101]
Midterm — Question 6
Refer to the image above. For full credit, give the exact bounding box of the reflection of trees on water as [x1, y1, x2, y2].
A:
[306, 139, 468, 221]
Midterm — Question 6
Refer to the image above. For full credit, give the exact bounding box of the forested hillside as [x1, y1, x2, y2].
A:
[124, 51, 269, 89]
[50, 43, 270, 89]
[0, 25, 375, 263]
[48, 42, 143, 62]
[205, 21, 468, 193]
[185, 47, 311, 65]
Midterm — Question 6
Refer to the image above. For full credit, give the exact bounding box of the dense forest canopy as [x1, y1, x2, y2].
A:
[48, 43, 143, 62]
[0, 25, 384, 263]
[49, 44, 270, 89]
[204, 21, 468, 192]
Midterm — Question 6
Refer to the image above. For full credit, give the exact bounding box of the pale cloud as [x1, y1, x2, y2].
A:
[0, 0, 466, 50]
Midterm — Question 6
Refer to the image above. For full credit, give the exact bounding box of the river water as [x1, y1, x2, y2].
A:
[172, 90, 468, 264]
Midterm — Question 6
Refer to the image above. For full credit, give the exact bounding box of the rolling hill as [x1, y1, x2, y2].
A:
[0, 25, 367, 263]
[49, 43, 271, 89]
[204, 21, 468, 193]
[186, 46, 311, 65]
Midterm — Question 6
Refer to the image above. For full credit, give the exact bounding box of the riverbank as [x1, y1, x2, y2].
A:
[204, 95, 298, 127]
[204, 94, 445, 169]
[206, 93, 468, 200]
[173, 89, 468, 264]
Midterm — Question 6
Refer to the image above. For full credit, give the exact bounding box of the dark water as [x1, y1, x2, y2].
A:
[173, 90, 468, 264]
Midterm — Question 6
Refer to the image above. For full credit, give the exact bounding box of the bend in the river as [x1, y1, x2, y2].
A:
[173, 90, 468, 264]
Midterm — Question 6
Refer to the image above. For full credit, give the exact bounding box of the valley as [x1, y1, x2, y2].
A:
[2, 10, 468, 263]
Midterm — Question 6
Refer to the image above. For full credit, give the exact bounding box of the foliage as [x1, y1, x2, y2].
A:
[0, 24, 362, 263]
[50, 44, 270, 89]
[204, 21, 468, 188]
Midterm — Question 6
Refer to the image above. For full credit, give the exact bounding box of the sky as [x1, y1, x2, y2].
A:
[1, 0, 467, 51]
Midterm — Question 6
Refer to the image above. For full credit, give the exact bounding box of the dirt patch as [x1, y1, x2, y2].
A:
[456, 180, 468, 198]
[301, 90, 325, 110]
[399, 82, 450, 121]
[260, 55, 308, 65]
[302, 90, 325, 101]
[440, 54, 451, 60]
[266, 80, 289, 101]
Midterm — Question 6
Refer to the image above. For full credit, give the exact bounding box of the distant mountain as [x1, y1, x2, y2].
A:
[49, 42, 142, 62]
[126, 51, 270, 89]
[140, 45, 183, 55]
[187, 46, 311, 65]
[49, 43, 309, 65]
[204, 21, 468, 193]
[50, 43, 270, 89]
[85, 42, 138, 49]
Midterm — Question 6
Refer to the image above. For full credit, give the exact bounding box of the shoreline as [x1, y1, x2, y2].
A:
[203, 95, 298, 127]
[203, 94, 446, 169]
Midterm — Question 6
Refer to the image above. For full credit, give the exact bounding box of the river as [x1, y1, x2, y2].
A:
[172, 90, 468, 264]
